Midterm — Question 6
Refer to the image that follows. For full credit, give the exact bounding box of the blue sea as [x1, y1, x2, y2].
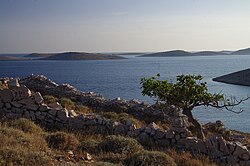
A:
[0, 54, 250, 133]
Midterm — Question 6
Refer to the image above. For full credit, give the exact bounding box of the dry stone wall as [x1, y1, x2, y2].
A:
[0, 76, 250, 165]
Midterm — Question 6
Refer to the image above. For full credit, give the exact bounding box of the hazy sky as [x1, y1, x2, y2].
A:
[1, 0, 250, 53]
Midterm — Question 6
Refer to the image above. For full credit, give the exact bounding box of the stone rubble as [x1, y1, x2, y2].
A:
[0, 76, 249, 165]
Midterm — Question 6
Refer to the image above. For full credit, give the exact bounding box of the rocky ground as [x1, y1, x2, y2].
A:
[0, 75, 250, 165]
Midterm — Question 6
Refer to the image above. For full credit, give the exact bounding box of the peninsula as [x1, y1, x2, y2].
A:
[213, 68, 250, 86]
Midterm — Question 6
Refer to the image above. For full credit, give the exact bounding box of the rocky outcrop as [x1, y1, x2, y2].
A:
[20, 75, 171, 124]
[213, 68, 250, 86]
[1, 77, 250, 165]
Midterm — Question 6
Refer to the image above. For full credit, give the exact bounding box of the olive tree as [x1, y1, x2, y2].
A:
[140, 74, 249, 140]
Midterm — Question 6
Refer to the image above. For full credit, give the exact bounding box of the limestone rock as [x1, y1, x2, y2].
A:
[5, 103, 11, 109]
[0, 101, 4, 108]
[154, 130, 165, 140]
[57, 109, 68, 121]
[165, 131, 175, 139]
[144, 127, 152, 134]
[34, 92, 43, 103]
[148, 122, 160, 130]
[10, 101, 22, 108]
[17, 85, 31, 98]
[48, 102, 63, 109]
[8, 79, 20, 89]
[68, 109, 77, 117]
[0, 89, 13, 102]
[157, 139, 170, 146]
[233, 142, 250, 160]
[217, 136, 230, 155]
[138, 132, 150, 145]
[39, 104, 49, 111]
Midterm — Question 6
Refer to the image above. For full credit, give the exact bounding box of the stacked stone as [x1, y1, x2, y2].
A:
[0, 79, 134, 134]
[20, 75, 172, 124]
[1, 76, 250, 165]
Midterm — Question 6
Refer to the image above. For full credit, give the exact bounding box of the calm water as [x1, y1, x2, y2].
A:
[0, 55, 250, 132]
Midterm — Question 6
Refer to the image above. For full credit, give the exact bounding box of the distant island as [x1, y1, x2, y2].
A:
[139, 47, 250, 57]
[213, 68, 250, 86]
[0, 56, 31, 61]
[0, 52, 126, 61]
[37, 52, 126, 60]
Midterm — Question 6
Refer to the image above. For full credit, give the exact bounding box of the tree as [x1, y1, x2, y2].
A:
[140, 74, 249, 140]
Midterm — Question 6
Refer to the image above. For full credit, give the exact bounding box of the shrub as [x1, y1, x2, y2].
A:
[59, 98, 75, 110]
[167, 150, 216, 166]
[8, 118, 43, 134]
[43, 95, 58, 104]
[101, 112, 143, 127]
[95, 153, 126, 165]
[0, 147, 52, 166]
[95, 161, 119, 166]
[46, 131, 79, 150]
[75, 105, 93, 114]
[126, 150, 176, 166]
[0, 126, 48, 151]
[79, 140, 100, 153]
[98, 135, 143, 155]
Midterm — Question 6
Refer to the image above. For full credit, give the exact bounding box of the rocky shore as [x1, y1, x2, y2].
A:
[0, 75, 250, 165]
[213, 68, 250, 86]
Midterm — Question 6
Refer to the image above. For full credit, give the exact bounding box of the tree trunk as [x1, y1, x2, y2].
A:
[182, 108, 205, 141]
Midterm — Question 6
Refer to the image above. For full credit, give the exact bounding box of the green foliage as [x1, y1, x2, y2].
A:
[98, 135, 143, 155]
[141, 74, 224, 111]
[125, 150, 176, 166]
[79, 139, 100, 153]
[45, 131, 79, 150]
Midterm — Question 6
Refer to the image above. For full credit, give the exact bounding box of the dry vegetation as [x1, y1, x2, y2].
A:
[0, 116, 217, 166]
[0, 95, 222, 165]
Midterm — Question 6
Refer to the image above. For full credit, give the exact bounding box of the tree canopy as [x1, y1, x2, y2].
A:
[141, 74, 224, 111]
[140, 74, 249, 140]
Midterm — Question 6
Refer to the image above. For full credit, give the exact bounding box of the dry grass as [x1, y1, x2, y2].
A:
[45, 131, 80, 151]
[167, 149, 217, 166]
[100, 111, 144, 128]
[0, 121, 52, 166]
[125, 150, 176, 166]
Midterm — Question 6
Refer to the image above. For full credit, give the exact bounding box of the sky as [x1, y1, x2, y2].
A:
[1, 0, 250, 53]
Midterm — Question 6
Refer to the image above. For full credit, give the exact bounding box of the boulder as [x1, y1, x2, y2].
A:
[137, 132, 150, 145]
[5, 103, 11, 109]
[217, 136, 230, 155]
[57, 109, 68, 121]
[48, 102, 63, 109]
[144, 127, 152, 134]
[154, 130, 165, 140]
[39, 104, 49, 111]
[0, 101, 4, 108]
[148, 122, 160, 130]
[34, 92, 43, 103]
[10, 101, 22, 108]
[17, 85, 31, 98]
[68, 109, 77, 117]
[8, 79, 20, 89]
[0, 89, 13, 102]
[233, 142, 250, 160]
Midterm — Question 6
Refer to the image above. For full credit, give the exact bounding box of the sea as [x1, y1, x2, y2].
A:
[0, 54, 250, 133]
